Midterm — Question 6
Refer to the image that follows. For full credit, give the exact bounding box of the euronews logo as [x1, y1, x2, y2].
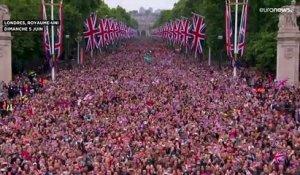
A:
[259, 7, 293, 13]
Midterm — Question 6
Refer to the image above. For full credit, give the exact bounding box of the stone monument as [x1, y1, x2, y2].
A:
[277, 0, 300, 86]
[0, 5, 12, 84]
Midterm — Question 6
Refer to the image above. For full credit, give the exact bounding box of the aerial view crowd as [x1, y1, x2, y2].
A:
[0, 39, 300, 175]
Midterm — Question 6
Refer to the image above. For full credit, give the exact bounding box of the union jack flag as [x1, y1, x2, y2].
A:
[54, 0, 63, 60]
[42, 0, 63, 64]
[190, 13, 206, 56]
[172, 20, 179, 44]
[164, 24, 169, 40]
[237, 0, 249, 59]
[103, 18, 111, 45]
[272, 153, 286, 164]
[115, 21, 121, 40]
[105, 19, 114, 45]
[83, 13, 99, 51]
[42, 0, 51, 61]
[161, 25, 166, 39]
[121, 22, 127, 38]
[118, 22, 124, 38]
[110, 20, 118, 42]
[168, 22, 174, 43]
[174, 19, 182, 45]
[160, 24, 166, 39]
[178, 19, 185, 46]
[160, 24, 164, 38]
[162, 23, 168, 39]
[225, 0, 234, 59]
[157, 27, 162, 38]
[275, 79, 288, 89]
[180, 17, 192, 50]
[171, 21, 177, 44]
[97, 18, 108, 48]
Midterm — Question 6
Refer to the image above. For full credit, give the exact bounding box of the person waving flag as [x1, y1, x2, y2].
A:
[271, 153, 286, 164]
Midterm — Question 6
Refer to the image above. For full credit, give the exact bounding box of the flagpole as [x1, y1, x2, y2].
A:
[208, 47, 211, 66]
[192, 12, 205, 19]
[186, 46, 188, 55]
[77, 32, 80, 65]
[51, 0, 55, 81]
[233, 0, 238, 77]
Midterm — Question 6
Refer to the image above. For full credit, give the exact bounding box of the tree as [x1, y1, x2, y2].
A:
[247, 32, 277, 72]
[0, 0, 43, 72]
[0, 0, 138, 73]
[107, 6, 138, 28]
[153, 0, 296, 71]
[153, 10, 173, 28]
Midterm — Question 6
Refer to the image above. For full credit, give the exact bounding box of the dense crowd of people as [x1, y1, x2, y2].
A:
[0, 39, 300, 174]
[0, 72, 47, 117]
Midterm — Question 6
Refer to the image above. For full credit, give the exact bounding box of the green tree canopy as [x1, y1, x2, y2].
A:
[153, 0, 298, 72]
[0, 0, 138, 73]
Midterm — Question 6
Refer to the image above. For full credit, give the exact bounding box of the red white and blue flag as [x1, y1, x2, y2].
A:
[42, 0, 51, 61]
[190, 13, 206, 56]
[97, 18, 108, 48]
[161, 24, 167, 39]
[54, 0, 63, 60]
[105, 19, 114, 45]
[103, 18, 111, 46]
[275, 79, 288, 90]
[180, 17, 192, 50]
[271, 153, 286, 164]
[42, 0, 63, 64]
[83, 13, 99, 51]
[225, 0, 234, 59]
[168, 22, 174, 43]
[174, 19, 182, 45]
[122, 22, 128, 38]
[166, 24, 170, 40]
[115, 21, 121, 40]
[121, 22, 128, 38]
[172, 20, 179, 44]
[237, 0, 249, 59]
[82, 15, 135, 49]
[164, 24, 168, 39]
[110, 20, 118, 43]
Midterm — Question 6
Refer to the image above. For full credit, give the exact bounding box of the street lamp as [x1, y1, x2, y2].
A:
[217, 35, 223, 69]
[217, 35, 223, 40]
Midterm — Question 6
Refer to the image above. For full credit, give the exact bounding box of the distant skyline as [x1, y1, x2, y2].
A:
[104, 0, 179, 11]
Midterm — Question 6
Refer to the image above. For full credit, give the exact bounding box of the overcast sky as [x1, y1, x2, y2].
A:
[104, 0, 179, 11]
